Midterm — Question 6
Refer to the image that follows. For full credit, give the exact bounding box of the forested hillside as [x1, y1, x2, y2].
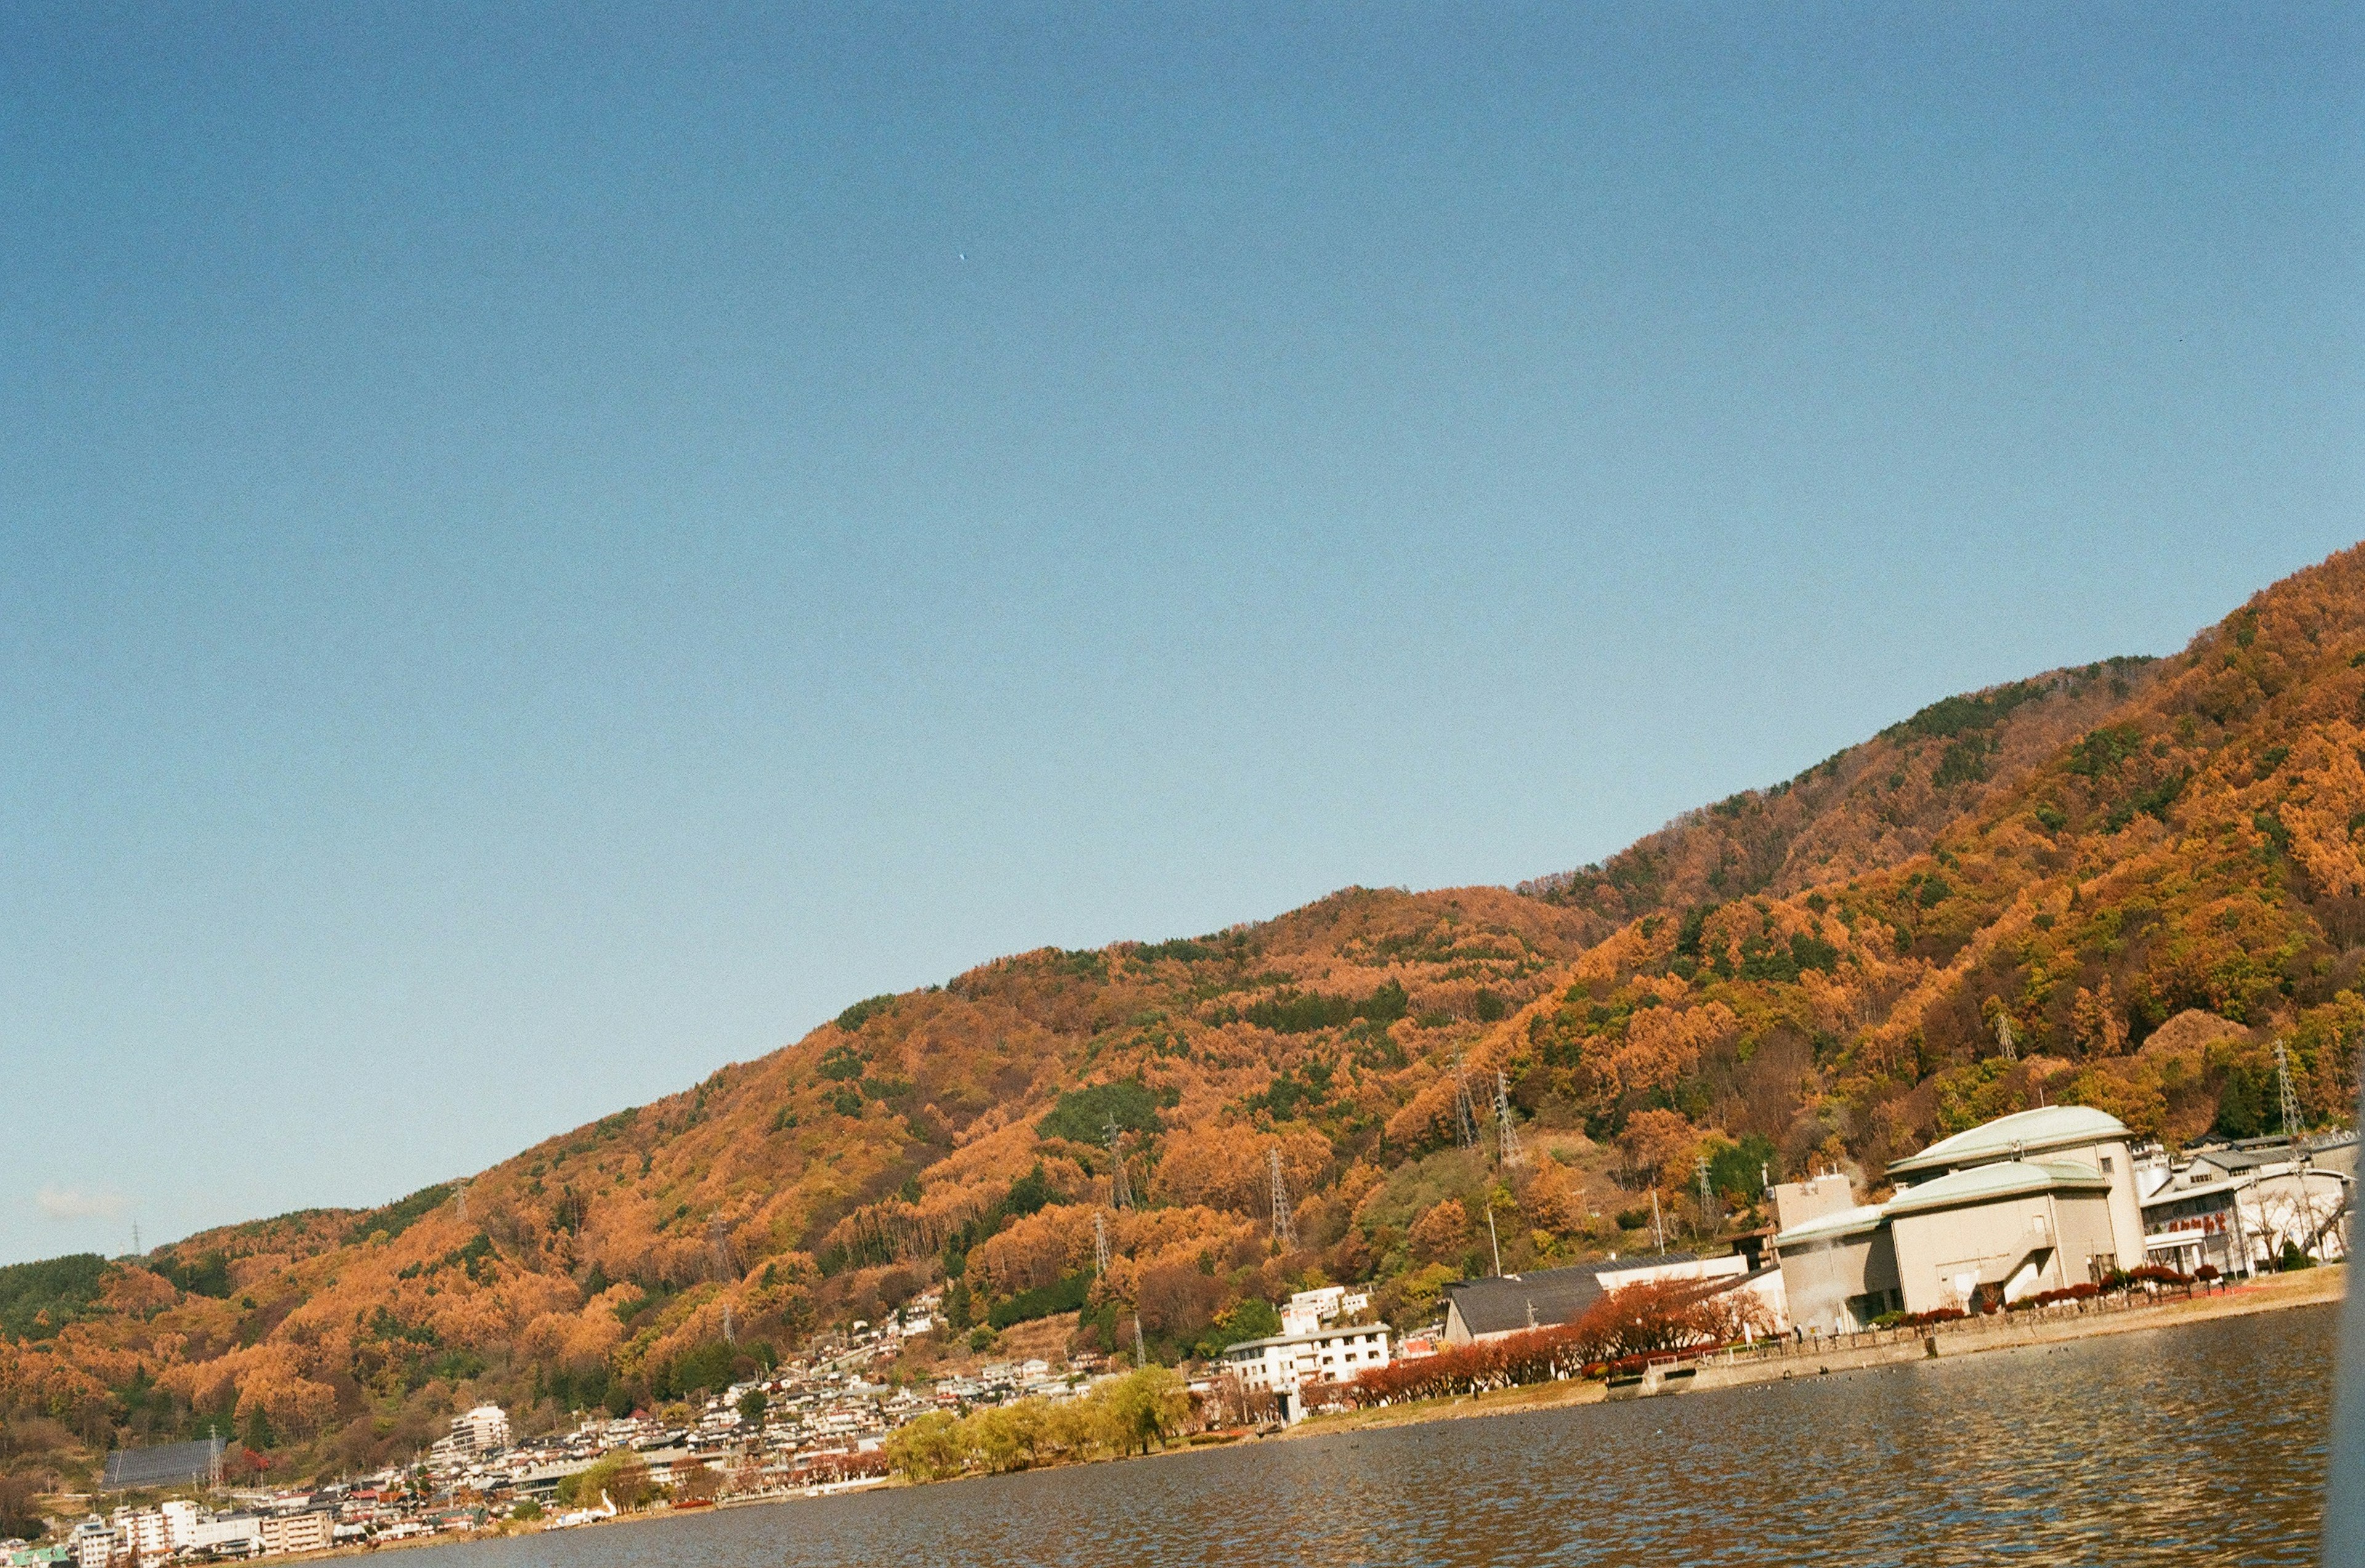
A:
[6, 544, 2361, 1502]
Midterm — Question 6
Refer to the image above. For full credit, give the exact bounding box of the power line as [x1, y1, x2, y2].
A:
[1267, 1146, 1296, 1251]
[708, 1219, 738, 1283]
[2276, 1038, 2304, 1147]
[1494, 1070, 1525, 1169]
[1104, 1119, 1134, 1210]
[1452, 1057, 1482, 1149]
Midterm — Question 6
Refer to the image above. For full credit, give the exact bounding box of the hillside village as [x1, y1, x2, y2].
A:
[13, 1094, 2350, 1561]
[7, 545, 2365, 1546]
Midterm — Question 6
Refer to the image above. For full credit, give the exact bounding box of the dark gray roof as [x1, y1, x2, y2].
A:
[1444, 1256, 1698, 1338]
[2188, 1136, 2359, 1175]
[102, 1437, 223, 1490]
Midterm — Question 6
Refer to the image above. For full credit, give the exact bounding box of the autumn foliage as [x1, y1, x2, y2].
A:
[7, 544, 2365, 1487]
[1352, 1279, 1776, 1404]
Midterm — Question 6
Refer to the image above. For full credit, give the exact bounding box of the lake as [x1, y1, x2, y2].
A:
[418, 1303, 2341, 1567]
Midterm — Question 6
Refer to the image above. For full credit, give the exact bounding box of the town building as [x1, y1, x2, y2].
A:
[1218, 1324, 1393, 1392]
[2140, 1135, 2353, 1274]
[448, 1404, 512, 1454]
[1439, 1253, 1760, 1345]
[1885, 1105, 2146, 1272]
[1774, 1107, 2178, 1328]
[256, 1514, 331, 1557]
[1279, 1285, 1370, 1335]
[2140, 1173, 2250, 1277]
[68, 1524, 113, 1568]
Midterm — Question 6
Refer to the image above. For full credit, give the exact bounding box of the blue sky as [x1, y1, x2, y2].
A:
[1, 4, 2356, 1264]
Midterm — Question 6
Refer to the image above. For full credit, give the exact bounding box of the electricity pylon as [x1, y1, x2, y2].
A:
[1494, 1070, 1525, 1169]
[1452, 1057, 1482, 1149]
[1104, 1118, 1134, 1210]
[2276, 1038, 2304, 1147]
[1268, 1146, 1296, 1251]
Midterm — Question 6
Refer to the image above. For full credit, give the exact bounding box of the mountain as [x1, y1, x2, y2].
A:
[4, 544, 2361, 1498]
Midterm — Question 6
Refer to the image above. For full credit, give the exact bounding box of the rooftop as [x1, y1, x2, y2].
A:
[1771, 1203, 1889, 1249]
[1888, 1105, 2132, 1176]
[2140, 1174, 2254, 1205]
[2187, 1139, 2361, 1174]
[1219, 1323, 1392, 1354]
[1442, 1256, 1699, 1338]
[1884, 1159, 2112, 1217]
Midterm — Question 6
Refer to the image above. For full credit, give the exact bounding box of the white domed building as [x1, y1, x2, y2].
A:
[1773, 1105, 2145, 1332]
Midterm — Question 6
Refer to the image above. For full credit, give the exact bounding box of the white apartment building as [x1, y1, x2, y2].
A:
[185, 1516, 262, 1556]
[108, 1508, 167, 1563]
[448, 1404, 511, 1454]
[1278, 1286, 1372, 1335]
[1219, 1324, 1392, 1392]
[256, 1514, 331, 1556]
[70, 1523, 115, 1568]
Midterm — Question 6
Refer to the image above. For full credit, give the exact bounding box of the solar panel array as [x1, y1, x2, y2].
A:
[102, 1437, 223, 1489]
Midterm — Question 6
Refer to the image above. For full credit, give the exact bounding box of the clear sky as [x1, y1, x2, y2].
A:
[1, 4, 2357, 1266]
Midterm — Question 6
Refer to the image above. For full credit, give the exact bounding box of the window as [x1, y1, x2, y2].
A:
[2101, 1157, 2114, 1173]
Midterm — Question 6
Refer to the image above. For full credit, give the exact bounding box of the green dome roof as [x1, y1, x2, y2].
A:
[1888, 1104, 2132, 1176]
[1883, 1159, 2112, 1217]
[1771, 1203, 1889, 1249]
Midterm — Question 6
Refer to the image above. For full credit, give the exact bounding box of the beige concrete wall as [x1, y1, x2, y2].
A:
[1891, 1189, 2120, 1312]
[1774, 1229, 1898, 1333]
[1772, 1174, 1855, 1234]
[1893, 1194, 2053, 1314]
[2048, 1140, 2144, 1269]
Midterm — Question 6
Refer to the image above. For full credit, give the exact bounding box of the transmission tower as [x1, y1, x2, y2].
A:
[1452, 1058, 1482, 1149]
[708, 1219, 738, 1283]
[1494, 1070, 1525, 1169]
[1104, 1118, 1134, 1210]
[1093, 1210, 1112, 1276]
[1993, 1007, 2018, 1063]
[2276, 1038, 2304, 1147]
[1133, 1314, 1147, 1367]
[1696, 1156, 1717, 1239]
[1267, 1146, 1297, 1251]
[455, 1182, 468, 1224]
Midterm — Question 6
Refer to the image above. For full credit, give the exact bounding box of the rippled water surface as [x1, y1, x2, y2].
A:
[419, 1303, 2340, 1567]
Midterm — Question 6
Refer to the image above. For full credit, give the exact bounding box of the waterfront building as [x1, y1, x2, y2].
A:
[1439, 1254, 1759, 1344]
[2141, 1174, 2250, 1277]
[1218, 1324, 1393, 1392]
[1766, 1201, 1898, 1332]
[1884, 1160, 2120, 1314]
[1885, 1105, 2146, 1272]
[256, 1513, 331, 1556]
[184, 1515, 261, 1556]
[1774, 1106, 2146, 1327]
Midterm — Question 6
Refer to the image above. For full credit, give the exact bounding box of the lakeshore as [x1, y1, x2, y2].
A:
[367, 1296, 2345, 1567]
[1289, 1263, 2348, 1439]
[318, 1260, 2342, 1559]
